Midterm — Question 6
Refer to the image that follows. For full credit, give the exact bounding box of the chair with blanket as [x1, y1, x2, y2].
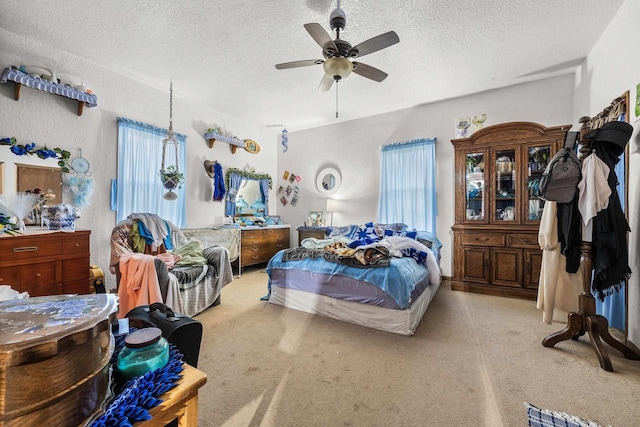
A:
[110, 213, 233, 318]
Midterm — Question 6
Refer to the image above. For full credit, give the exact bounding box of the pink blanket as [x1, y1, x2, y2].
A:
[117, 253, 162, 318]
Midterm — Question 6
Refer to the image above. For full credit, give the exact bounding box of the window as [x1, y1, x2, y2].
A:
[115, 117, 186, 227]
[377, 138, 437, 232]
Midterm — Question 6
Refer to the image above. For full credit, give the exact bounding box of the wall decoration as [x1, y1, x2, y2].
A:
[291, 195, 299, 206]
[276, 185, 284, 196]
[280, 196, 288, 206]
[285, 185, 293, 197]
[455, 117, 470, 138]
[288, 173, 296, 183]
[283, 171, 290, 180]
[0, 136, 71, 171]
[282, 127, 288, 153]
[472, 114, 486, 131]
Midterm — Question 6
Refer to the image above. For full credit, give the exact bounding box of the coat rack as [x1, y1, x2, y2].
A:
[541, 93, 640, 371]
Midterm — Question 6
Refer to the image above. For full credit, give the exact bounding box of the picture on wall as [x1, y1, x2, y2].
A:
[277, 185, 284, 196]
[280, 196, 288, 206]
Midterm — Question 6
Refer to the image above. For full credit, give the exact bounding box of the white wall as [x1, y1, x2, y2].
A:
[573, 0, 640, 347]
[278, 75, 575, 277]
[0, 28, 280, 291]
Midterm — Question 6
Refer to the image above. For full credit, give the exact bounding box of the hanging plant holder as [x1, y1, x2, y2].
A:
[159, 80, 183, 200]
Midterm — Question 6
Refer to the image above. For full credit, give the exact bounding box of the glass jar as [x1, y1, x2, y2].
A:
[116, 327, 169, 379]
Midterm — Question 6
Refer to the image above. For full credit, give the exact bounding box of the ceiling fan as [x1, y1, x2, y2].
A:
[275, 0, 400, 92]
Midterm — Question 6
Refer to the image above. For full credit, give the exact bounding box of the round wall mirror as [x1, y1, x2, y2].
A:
[316, 167, 341, 196]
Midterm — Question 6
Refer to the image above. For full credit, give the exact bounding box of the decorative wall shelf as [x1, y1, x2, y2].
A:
[203, 131, 244, 154]
[1, 68, 98, 116]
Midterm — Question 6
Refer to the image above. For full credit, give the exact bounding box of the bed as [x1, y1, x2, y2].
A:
[265, 223, 442, 335]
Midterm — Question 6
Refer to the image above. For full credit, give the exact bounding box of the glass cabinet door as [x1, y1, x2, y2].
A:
[494, 149, 516, 222]
[465, 152, 485, 221]
[526, 144, 551, 222]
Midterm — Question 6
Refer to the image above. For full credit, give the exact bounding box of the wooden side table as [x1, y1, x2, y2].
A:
[137, 364, 207, 427]
[297, 226, 329, 246]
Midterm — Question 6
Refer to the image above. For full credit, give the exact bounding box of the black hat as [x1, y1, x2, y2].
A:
[585, 121, 633, 156]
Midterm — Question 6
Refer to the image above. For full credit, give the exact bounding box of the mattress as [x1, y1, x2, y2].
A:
[268, 277, 441, 336]
[266, 242, 441, 335]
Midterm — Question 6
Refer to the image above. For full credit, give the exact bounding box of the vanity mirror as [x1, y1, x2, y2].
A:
[225, 168, 272, 217]
[316, 167, 341, 196]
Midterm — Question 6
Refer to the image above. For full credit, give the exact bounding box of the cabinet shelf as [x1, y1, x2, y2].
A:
[1, 68, 97, 116]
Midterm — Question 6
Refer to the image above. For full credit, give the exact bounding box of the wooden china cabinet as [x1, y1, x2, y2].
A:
[451, 122, 570, 300]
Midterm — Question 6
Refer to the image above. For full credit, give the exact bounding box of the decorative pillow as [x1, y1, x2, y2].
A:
[384, 228, 417, 239]
[524, 402, 609, 427]
[416, 230, 442, 251]
[329, 225, 358, 239]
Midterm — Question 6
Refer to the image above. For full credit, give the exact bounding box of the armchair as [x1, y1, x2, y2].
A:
[110, 214, 233, 318]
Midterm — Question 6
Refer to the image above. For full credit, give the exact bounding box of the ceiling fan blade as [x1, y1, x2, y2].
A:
[352, 62, 388, 82]
[304, 23, 338, 53]
[351, 31, 399, 58]
[318, 74, 334, 92]
[275, 59, 324, 70]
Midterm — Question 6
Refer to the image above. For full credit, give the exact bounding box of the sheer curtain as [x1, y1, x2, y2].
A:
[115, 117, 187, 227]
[377, 138, 437, 232]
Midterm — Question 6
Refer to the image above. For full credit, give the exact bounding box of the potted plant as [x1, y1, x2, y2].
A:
[158, 165, 185, 190]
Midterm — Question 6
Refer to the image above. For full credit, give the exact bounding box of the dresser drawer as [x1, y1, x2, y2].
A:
[20, 261, 57, 287]
[509, 234, 539, 249]
[461, 233, 505, 247]
[63, 257, 90, 282]
[27, 283, 63, 297]
[0, 266, 21, 288]
[62, 234, 90, 255]
[0, 235, 61, 261]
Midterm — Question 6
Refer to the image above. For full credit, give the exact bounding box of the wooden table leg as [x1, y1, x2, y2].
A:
[542, 311, 584, 347]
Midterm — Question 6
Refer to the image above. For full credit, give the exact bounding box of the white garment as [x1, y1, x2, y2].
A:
[577, 153, 610, 243]
[536, 202, 583, 324]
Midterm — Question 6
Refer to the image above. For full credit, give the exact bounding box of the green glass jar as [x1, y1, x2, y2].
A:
[116, 327, 169, 379]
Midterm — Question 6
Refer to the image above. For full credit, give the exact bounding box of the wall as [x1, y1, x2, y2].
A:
[573, 0, 640, 347]
[278, 75, 575, 276]
[0, 28, 280, 290]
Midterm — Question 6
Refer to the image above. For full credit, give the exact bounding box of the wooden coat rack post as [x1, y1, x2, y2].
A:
[541, 95, 640, 371]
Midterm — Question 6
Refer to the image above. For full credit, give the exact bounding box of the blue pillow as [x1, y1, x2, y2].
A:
[384, 228, 418, 239]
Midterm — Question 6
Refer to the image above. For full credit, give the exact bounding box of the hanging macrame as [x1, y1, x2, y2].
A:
[159, 80, 183, 200]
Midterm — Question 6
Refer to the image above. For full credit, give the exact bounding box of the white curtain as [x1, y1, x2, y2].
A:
[377, 138, 437, 232]
[115, 117, 187, 227]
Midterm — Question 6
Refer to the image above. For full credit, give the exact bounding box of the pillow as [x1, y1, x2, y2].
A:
[524, 402, 609, 427]
[329, 225, 358, 239]
[384, 228, 418, 239]
[351, 222, 378, 241]
[416, 230, 442, 251]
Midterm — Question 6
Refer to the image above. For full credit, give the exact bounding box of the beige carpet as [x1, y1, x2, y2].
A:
[192, 267, 640, 427]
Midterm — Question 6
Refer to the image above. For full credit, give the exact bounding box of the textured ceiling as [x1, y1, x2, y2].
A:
[0, 0, 624, 131]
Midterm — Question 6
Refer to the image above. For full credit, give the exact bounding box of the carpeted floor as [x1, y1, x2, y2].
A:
[192, 267, 640, 427]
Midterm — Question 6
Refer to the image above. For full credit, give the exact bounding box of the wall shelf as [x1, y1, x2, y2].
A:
[203, 131, 244, 154]
[1, 68, 98, 116]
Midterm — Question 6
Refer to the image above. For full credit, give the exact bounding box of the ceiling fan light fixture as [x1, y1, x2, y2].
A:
[323, 57, 353, 80]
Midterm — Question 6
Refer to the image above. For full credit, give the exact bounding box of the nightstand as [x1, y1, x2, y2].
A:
[297, 226, 329, 246]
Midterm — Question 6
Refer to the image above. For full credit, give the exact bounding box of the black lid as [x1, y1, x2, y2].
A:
[124, 327, 162, 348]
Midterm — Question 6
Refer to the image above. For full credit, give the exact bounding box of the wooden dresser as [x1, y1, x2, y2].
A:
[240, 226, 290, 271]
[0, 230, 91, 296]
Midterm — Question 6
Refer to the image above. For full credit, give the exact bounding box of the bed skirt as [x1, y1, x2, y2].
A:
[268, 278, 441, 336]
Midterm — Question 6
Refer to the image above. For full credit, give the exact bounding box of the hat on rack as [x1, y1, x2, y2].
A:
[203, 160, 216, 178]
[585, 121, 633, 156]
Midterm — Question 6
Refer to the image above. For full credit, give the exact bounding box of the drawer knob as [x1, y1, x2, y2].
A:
[475, 237, 489, 242]
[36, 273, 41, 277]
[76, 243, 80, 247]
[12, 246, 38, 252]
[251, 247, 259, 252]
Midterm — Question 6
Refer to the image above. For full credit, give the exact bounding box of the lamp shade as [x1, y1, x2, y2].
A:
[326, 198, 340, 212]
[323, 57, 353, 80]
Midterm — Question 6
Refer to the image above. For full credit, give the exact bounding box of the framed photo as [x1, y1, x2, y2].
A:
[291, 195, 299, 206]
[276, 185, 284, 196]
[308, 211, 323, 226]
[285, 185, 293, 196]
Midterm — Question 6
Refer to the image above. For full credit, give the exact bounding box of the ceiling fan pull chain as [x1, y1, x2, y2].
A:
[336, 81, 339, 118]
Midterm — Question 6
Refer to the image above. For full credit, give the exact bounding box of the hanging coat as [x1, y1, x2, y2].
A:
[537, 201, 582, 324]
